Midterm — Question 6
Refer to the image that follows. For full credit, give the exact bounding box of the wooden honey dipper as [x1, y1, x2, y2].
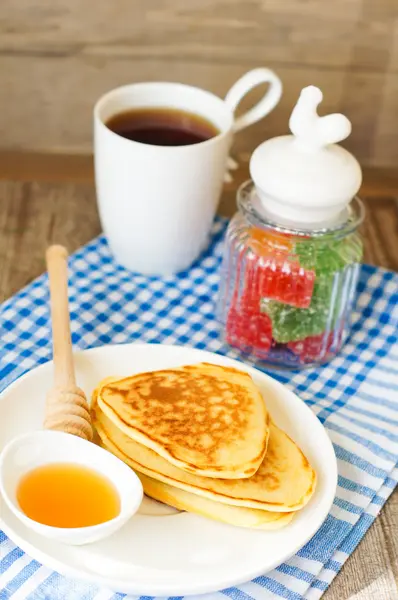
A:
[44, 245, 93, 441]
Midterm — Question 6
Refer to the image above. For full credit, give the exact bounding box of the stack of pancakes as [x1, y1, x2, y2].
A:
[92, 363, 316, 529]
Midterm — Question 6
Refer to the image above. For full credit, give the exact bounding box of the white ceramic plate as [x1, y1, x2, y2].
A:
[0, 343, 337, 596]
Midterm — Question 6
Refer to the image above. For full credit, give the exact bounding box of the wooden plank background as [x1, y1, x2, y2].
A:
[1, 0, 398, 167]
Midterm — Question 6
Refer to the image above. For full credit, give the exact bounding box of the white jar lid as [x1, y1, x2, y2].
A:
[249, 86, 362, 228]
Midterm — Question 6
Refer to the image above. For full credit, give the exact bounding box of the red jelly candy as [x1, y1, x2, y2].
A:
[226, 306, 272, 358]
[237, 288, 261, 315]
[246, 259, 315, 309]
[245, 227, 315, 309]
[288, 329, 343, 362]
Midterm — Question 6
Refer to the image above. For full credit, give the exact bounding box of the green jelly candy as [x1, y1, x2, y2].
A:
[263, 272, 342, 343]
[294, 236, 362, 274]
[262, 235, 363, 344]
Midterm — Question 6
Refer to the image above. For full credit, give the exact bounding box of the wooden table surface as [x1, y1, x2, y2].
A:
[0, 152, 397, 599]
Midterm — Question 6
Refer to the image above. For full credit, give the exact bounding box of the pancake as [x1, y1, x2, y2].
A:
[92, 398, 316, 512]
[139, 474, 294, 529]
[94, 363, 269, 479]
[100, 434, 294, 529]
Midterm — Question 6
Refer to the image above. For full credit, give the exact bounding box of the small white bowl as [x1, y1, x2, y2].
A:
[0, 430, 143, 545]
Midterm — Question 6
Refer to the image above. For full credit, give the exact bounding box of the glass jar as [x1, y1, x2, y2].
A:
[217, 181, 365, 368]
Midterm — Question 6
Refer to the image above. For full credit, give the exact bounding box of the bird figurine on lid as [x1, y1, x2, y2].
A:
[249, 86, 362, 228]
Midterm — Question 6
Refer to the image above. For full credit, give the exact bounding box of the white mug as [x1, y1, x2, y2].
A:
[94, 68, 282, 275]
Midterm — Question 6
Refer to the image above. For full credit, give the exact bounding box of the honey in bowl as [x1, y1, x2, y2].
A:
[16, 463, 120, 528]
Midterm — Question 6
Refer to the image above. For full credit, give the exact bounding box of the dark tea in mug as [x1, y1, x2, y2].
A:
[105, 107, 220, 147]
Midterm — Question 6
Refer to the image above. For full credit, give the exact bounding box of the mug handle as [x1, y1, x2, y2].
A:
[225, 68, 282, 133]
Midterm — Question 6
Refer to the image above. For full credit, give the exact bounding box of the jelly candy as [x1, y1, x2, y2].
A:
[294, 236, 362, 274]
[261, 233, 357, 344]
[261, 237, 361, 344]
[244, 228, 315, 309]
[263, 301, 327, 343]
[288, 328, 344, 363]
[245, 259, 315, 309]
[226, 290, 272, 358]
[226, 308, 272, 357]
[247, 227, 293, 256]
[262, 272, 341, 343]
[287, 331, 334, 362]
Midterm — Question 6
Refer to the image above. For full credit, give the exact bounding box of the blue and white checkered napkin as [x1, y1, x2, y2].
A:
[1, 218, 398, 600]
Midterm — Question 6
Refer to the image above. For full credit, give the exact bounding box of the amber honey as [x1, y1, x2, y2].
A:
[17, 463, 120, 528]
